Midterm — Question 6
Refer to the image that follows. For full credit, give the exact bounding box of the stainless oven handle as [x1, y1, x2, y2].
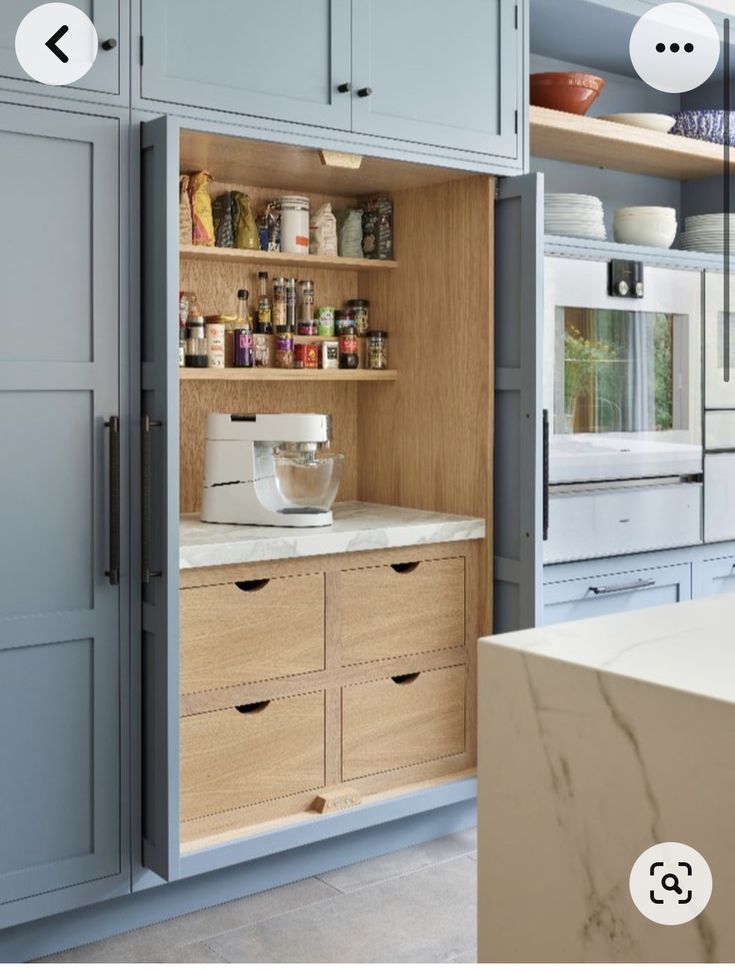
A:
[588, 579, 656, 597]
[542, 409, 550, 542]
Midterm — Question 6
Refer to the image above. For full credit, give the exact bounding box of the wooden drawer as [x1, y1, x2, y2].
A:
[341, 665, 466, 781]
[180, 691, 325, 821]
[339, 557, 465, 665]
[180, 573, 325, 695]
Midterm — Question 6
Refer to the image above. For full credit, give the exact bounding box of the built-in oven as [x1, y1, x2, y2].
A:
[543, 256, 703, 563]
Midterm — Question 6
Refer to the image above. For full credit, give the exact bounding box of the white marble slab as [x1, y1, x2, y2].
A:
[179, 501, 485, 569]
[481, 594, 735, 705]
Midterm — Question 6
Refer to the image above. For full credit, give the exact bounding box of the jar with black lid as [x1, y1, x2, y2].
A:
[347, 299, 369, 336]
[185, 314, 208, 367]
[367, 330, 388, 370]
[339, 324, 359, 369]
[334, 309, 355, 335]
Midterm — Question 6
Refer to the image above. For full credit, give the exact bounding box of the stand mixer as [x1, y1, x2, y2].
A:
[200, 413, 343, 527]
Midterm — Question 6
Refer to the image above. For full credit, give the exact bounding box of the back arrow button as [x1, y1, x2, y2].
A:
[45, 25, 70, 63]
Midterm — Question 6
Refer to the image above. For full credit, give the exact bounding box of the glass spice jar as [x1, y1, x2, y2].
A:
[367, 330, 388, 370]
[339, 324, 359, 369]
[334, 309, 355, 335]
[272, 277, 287, 327]
[347, 299, 369, 337]
[299, 280, 315, 329]
[274, 325, 294, 369]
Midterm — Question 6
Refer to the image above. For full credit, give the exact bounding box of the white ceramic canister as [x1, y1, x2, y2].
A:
[279, 195, 310, 254]
[205, 322, 226, 368]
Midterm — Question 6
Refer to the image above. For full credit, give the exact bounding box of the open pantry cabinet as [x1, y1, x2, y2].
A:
[140, 117, 494, 881]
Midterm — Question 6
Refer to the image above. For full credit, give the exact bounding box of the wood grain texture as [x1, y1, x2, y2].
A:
[180, 574, 325, 695]
[179, 368, 397, 383]
[339, 556, 465, 665]
[180, 692, 325, 822]
[181, 244, 397, 273]
[180, 129, 471, 197]
[531, 106, 735, 180]
[310, 787, 362, 814]
[354, 175, 494, 639]
[342, 665, 466, 782]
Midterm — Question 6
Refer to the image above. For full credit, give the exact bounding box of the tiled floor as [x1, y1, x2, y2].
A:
[38, 829, 477, 964]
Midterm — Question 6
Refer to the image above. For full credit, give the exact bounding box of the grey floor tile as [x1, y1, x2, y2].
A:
[144, 941, 228, 963]
[449, 948, 478, 963]
[318, 828, 477, 893]
[207, 855, 477, 964]
[39, 878, 338, 963]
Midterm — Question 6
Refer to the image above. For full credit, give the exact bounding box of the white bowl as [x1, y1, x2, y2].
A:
[613, 213, 677, 249]
[602, 113, 676, 133]
[615, 206, 677, 219]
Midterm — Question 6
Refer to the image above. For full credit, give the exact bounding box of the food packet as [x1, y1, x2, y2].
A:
[188, 171, 214, 246]
[234, 192, 259, 250]
[310, 202, 338, 256]
[179, 175, 192, 245]
[213, 192, 236, 248]
[337, 208, 364, 258]
[362, 197, 393, 260]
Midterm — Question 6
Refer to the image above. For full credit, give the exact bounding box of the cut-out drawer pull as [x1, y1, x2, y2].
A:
[235, 701, 271, 714]
[391, 562, 420, 574]
[391, 673, 421, 685]
[235, 578, 270, 593]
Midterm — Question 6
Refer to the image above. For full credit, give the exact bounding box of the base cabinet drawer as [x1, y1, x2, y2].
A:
[694, 556, 735, 598]
[180, 692, 325, 821]
[543, 563, 692, 626]
[341, 666, 466, 781]
[339, 557, 466, 665]
[180, 573, 325, 694]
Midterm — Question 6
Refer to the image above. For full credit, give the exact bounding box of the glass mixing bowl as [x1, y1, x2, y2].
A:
[273, 448, 344, 511]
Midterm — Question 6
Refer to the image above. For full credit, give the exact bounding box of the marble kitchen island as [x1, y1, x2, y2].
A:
[478, 595, 735, 963]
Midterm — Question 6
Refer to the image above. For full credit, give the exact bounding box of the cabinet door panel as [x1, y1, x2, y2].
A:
[543, 563, 691, 626]
[0, 0, 120, 95]
[141, 0, 351, 130]
[352, 0, 518, 156]
[0, 105, 121, 916]
[694, 556, 735, 598]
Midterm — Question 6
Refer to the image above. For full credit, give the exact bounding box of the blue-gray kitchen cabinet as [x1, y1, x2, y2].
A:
[139, 0, 352, 130]
[0, 99, 129, 931]
[351, 0, 520, 158]
[0, 1, 126, 104]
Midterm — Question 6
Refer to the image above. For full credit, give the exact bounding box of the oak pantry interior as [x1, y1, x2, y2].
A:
[140, 119, 494, 877]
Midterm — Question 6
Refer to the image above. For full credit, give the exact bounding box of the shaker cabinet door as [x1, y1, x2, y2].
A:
[140, 0, 351, 130]
[0, 104, 124, 924]
[351, 0, 519, 157]
[0, 0, 121, 96]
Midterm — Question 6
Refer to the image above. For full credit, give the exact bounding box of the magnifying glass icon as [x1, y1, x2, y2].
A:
[662, 873, 683, 895]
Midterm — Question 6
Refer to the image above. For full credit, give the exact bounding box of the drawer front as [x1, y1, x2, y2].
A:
[705, 454, 735, 544]
[342, 666, 466, 781]
[180, 573, 325, 695]
[694, 556, 735, 598]
[180, 692, 325, 821]
[339, 557, 465, 665]
[543, 563, 691, 626]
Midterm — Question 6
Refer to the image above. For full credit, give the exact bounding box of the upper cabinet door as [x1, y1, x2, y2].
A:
[141, 0, 352, 130]
[0, 104, 123, 922]
[0, 0, 121, 96]
[351, 0, 519, 157]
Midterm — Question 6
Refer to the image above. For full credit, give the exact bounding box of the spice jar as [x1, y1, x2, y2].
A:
[254, 332, 274, 368]
[234, 327, 254, 367]
[321, 339, 339, 370]
[339, 325, 359, 369]
[205, 318, 226, 368]
[299, 280, 315, 334]
[316, 306, 335, 337]
[185, 315, 207, 368]
[347, 299, 369, 337]
[286, 278, 297, 330]
[274, 325, 295, 369]
[367, 330, 388, 370]
[273, 277, 287, 327]
[334, 309, 355, 335]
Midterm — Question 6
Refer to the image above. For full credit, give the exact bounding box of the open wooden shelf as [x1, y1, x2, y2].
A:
[180, 244, 397, 273]
[531, 105, 734, 180]
[180, 368, 397, 383]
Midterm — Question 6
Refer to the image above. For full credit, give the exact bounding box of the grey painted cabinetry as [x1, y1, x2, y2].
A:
[0, 1, 124, 102]
[0, 101, 128, 930]
[139, 0, 523, 168]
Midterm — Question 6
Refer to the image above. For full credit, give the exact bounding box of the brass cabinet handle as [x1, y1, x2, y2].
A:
[105, 416, 120, 586]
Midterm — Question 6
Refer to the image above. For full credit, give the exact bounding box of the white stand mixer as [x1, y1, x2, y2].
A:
[200, 413, 341, 527]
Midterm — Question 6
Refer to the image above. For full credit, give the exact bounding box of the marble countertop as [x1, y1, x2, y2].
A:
[481, 595, 735, 705]
[180, 501, 485, 569]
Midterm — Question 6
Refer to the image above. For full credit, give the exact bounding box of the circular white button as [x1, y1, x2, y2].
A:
[629, 842, 712, 925]
[630, 3, 720, 94]
[15, 3, 99, 86]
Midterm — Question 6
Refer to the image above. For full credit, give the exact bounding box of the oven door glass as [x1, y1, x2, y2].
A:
[545, 258, 702, 483]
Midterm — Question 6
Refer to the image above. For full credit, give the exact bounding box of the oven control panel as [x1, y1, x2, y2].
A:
[608, 259, 644, 299]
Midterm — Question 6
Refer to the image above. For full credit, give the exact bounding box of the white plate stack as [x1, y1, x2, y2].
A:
[545, 194, 606, 240]
[680, 213, 735, 254]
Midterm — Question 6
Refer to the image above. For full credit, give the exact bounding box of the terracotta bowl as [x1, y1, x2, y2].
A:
[530, 72, 606, 116]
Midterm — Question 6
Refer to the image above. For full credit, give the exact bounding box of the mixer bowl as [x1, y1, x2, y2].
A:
[273, 450, 344, 511]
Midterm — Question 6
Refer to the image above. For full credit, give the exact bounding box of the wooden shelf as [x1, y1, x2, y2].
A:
[531, 106, 735, 180]
[180, 244, 397, 273]
[179, 368, 397, 383]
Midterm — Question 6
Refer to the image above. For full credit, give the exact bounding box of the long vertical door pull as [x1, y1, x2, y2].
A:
[105, 416, 120, 585]
[542, 409, 550, 542]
